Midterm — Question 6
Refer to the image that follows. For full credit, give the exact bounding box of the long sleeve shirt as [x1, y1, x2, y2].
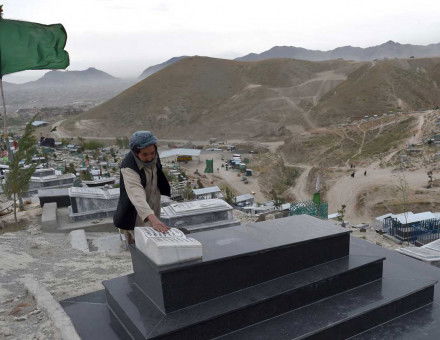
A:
[120, 162, 161, 225]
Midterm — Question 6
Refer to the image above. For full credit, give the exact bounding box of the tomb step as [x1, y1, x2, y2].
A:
[217, 277, 436, 340]
[184, 219, 241, 233]
[62, 301, 131, 340]
[104, 255, 384, 340]
[131, 219, 351, 312]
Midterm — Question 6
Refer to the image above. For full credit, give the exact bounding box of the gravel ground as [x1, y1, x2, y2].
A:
[0, 222, 132, 339]
[0, 208, 403, 339]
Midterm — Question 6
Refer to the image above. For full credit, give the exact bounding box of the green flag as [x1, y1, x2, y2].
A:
[0, 19, 69, 76]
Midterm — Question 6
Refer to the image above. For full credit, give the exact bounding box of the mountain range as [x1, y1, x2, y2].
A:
[136, 41, 440, 80]
[3, 68, 134, 112]
[59, 56, 440, 140]
[236, 41, 440, 62]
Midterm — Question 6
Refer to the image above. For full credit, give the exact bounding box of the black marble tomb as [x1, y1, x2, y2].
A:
[62, 215, 439, 339]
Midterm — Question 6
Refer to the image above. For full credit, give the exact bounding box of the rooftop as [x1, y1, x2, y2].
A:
[159, 148, 201, 158]
[193, 186, 222, 195]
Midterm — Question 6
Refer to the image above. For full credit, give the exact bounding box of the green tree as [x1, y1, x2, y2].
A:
[221, 184, 236, 205]
[2, 120, 37, 222]
[270, 189, 284, 208]
[337, 204, 346, 227]
[115, 136, 129, 149]
[65, 162, 76, 175]
[122, 136, 129, 148]
[80, 170, 93, 181]
[182, 183, 195, 200]
[83, 140, 104, 150]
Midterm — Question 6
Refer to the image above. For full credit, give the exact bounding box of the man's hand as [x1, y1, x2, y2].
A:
[146, 214, 170, 233]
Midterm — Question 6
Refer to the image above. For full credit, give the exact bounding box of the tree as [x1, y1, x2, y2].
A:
[337, 204, 347, 227]
[270, 189, 284, 208]
[221, 184, 236, 205]
[2, 120, 37, 222]
[395, 172, 410, 224]
[182, 183, 195, 200]
[115, 136, 129, 149]
[65, 162, 76, 175]
[197, 179, 204, 189]
[427, 170, 434, 189]
[80, 170, 93, 181]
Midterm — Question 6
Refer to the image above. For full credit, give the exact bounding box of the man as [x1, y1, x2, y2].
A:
[113, 131, 171, 243]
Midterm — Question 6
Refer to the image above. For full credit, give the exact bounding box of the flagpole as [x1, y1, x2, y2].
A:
[0, 76, 6, 139]
[0, 5, 7, 154]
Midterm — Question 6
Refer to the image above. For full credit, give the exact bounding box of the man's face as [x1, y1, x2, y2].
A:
[136, 145, 156, 162]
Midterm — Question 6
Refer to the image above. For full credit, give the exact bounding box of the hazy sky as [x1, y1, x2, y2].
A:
[3, 0, 440, 83]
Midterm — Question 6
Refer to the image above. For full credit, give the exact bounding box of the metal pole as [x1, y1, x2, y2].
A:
[0, 5, 4, 140]
[0, 76, 12, 161]
[0, 76, 7, 139]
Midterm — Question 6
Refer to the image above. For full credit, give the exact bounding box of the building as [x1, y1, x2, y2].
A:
[234, 193, 255, 207]
[379, 211, 440, 245]
[193, 186, 223, 200]
[159, 148, 201, 162]
[31, 120, 49, 127]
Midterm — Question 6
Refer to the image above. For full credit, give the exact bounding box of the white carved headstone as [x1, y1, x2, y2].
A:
[134, 227, 202, 266]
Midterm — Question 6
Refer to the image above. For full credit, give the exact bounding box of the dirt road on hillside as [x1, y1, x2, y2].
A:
[287, 111, 435, 223]
[290, 165, 313, 201]
[179, 152, 267, 202]
[326, 167, 429, 223]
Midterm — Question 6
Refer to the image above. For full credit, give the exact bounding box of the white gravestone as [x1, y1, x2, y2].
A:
[134, 227, 202, 266]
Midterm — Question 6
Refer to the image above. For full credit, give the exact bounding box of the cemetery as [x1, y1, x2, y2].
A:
[61, 215, 440, 339]
[377, 211, 440, 245]
[3, 5, 440, 338]
[2, 135, 440, 339]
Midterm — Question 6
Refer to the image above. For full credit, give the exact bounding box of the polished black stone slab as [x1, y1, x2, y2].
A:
[63, 236, 440, 340]
[38, 188, 71, 207]
[351, 302, 440, 339]
[349, 237, 440, 340]
[105, 255, 384, 339]
[62, 289, 107, 304]
[61, 301, 130, 340]
[131, 215, 350, 312]
[219, 277, 436, 339]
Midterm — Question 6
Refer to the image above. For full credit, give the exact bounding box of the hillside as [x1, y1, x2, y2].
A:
[312, 58, 440, 123]
[237, 41, 440, 62]
[139, 56, 188, 79]
[280, 114, 418, 167]
[61, 56, 440, 139]
[60, 56, 359, 139]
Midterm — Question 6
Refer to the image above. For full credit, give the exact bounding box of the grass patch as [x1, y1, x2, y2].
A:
[356, 117, 416, 159]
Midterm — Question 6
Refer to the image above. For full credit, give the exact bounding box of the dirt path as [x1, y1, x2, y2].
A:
[345, 125, 366, 166]
[269, 88, 316, 130]
[290, 165, 312, 201]
[326, 166, 428, 223]
[408, 112, 426, 145]
[285, 111, 433, 224]
[268, 71, 347, 131]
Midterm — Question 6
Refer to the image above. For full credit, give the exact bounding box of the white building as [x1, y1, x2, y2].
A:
[234, 193, 255, 207]
[192, 186, 223, 200]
